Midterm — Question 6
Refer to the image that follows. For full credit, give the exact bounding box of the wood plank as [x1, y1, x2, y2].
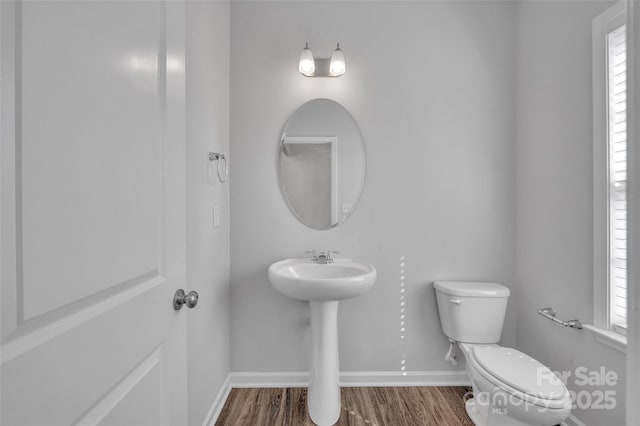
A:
[215, 386, 473, 426]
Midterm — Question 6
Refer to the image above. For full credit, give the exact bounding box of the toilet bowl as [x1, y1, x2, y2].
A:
[434, 281, 571, 426]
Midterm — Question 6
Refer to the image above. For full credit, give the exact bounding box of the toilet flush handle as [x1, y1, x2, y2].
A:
[449, 299, 462, 305]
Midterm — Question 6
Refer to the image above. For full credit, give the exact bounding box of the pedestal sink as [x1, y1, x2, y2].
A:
[268, 257, 377, 426]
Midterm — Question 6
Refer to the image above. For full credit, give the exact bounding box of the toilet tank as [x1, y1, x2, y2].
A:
[434, 281, 510, 344]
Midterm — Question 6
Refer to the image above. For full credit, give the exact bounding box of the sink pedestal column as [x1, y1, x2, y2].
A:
[308, 301, 340, 426]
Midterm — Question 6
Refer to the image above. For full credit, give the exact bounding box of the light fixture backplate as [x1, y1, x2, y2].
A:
[301, 58, 342, 78]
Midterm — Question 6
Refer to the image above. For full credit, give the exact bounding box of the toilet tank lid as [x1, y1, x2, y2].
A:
[433, 281, 510, 298]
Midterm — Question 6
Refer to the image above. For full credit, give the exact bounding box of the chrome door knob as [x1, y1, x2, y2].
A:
[173, 289, 199, 310]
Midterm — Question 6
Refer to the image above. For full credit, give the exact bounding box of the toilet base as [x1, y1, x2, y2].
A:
[465, 398, 486, 426]
[465, 397, 532, 426]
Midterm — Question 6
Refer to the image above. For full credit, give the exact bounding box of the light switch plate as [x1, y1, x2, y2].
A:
[213, 205, 221, 228]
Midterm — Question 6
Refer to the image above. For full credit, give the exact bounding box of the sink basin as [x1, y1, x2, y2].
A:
[268, 258, 376, 302]
[268, 257, 376, 425]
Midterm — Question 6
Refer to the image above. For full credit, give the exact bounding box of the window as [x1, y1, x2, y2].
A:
[607, 24, 628, 333]
[593, 2, 627, 337]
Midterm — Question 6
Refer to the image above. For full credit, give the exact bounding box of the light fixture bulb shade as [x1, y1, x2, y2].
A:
[299, 44, 315, 76]
[329, 45, 346, 76]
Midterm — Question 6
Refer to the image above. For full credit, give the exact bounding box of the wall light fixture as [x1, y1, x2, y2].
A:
[299, 43, 346, 77]
[299, 43, 315, 76]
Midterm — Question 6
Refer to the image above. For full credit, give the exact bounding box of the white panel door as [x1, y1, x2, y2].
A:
[1, 1, 189, 425]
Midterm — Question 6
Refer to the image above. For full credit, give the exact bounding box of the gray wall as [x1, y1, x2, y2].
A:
[230, 1, 517, 373]
[515, 1, 626, 424]
[189, 1, 628, 423]
[186, 1, 230, 424]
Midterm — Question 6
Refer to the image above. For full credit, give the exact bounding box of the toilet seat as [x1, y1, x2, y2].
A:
[467, 346, 571, 410]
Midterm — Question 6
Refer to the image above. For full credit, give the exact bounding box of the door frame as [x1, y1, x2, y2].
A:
[281, 136, 339, 224]
[626, 0, 640, 424]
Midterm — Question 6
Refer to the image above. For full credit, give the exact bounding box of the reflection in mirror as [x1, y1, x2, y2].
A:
[279, 99, 365, 229]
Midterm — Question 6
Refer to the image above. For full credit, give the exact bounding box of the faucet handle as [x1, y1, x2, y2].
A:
[326, 250, 339, 261]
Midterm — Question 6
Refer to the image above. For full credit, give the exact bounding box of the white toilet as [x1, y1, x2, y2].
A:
[434, 281, 572, 426]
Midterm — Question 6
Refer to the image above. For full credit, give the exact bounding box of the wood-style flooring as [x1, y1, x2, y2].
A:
[215, 386, 474, 426]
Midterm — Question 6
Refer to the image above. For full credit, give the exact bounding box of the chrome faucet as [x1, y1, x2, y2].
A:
[306, 250, 339, 264]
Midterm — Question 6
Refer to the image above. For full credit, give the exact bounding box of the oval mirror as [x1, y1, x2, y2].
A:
[279, 98, 366, 230]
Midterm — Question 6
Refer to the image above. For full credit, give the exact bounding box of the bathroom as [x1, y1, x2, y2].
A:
[1, 0, 638, 425]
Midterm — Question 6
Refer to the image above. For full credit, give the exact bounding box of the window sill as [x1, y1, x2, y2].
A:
[583, 324, 627, 353]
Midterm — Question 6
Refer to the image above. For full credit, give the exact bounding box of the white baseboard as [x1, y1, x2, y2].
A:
[229, 371, 309, 388]
[228, 370, 470, 388]
[202, 374, 232, 426]
[339, 370, 470, 387]
[562, 413, 587, 426]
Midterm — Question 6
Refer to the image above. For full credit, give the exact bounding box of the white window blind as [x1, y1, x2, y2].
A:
[607, 25, 627, 329]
